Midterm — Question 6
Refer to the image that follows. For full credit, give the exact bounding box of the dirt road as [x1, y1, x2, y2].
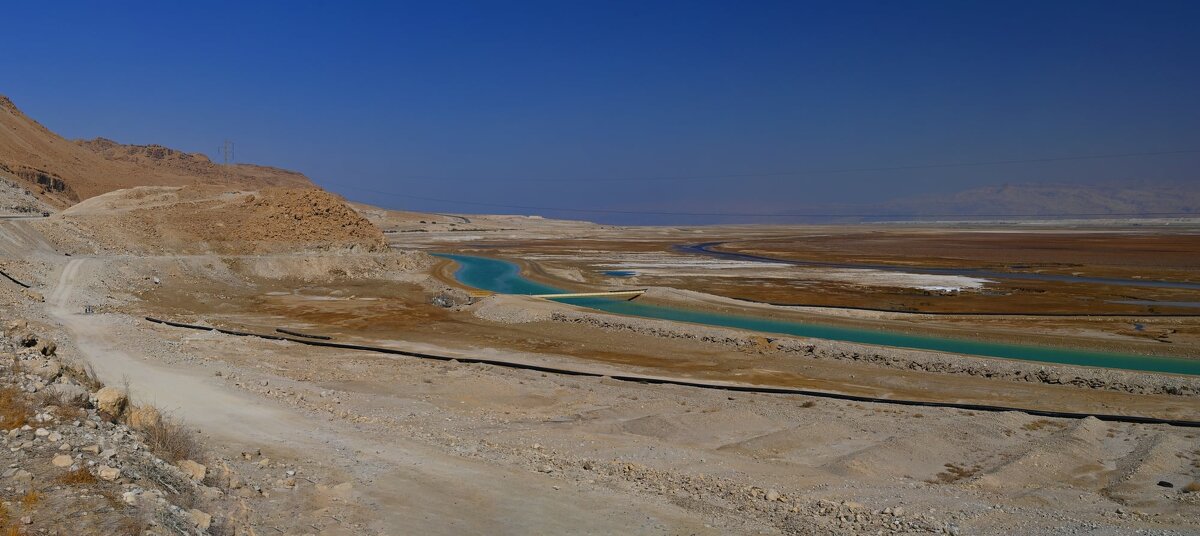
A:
[44, 256, 724, 534]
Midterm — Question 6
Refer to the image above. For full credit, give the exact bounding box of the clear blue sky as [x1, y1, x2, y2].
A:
[2, 1, 1198, 223]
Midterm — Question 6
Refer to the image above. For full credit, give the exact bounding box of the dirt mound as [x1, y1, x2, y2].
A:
[40, 186, 387, 255]
[972, 416, 1110, 491]
[237, 189, 384, 250]
[0, 94, 313, 207]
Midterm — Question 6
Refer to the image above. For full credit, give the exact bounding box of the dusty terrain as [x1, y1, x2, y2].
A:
[2, 103, 1199, 534]
[0, 187, 1196, 534]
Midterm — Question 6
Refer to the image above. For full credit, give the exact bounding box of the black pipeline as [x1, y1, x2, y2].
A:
[144, 316, 1200, 428]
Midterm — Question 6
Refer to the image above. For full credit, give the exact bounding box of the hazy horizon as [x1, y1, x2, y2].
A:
[3, 1, 1198, 224]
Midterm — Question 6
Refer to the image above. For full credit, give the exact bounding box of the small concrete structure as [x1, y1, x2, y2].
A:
[530, 290, 646, 299]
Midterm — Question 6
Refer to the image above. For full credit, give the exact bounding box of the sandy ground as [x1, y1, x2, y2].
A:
[42, 258, 725, 535]
[2, 215, 1199, 534]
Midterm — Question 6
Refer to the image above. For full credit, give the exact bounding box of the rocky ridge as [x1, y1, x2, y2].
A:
[0, 318, 270, 534]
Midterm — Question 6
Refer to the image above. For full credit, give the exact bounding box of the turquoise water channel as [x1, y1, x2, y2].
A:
[437, 253, 1200, 375]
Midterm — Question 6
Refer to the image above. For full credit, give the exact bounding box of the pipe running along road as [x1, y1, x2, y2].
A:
[145, 316, 1200, 428]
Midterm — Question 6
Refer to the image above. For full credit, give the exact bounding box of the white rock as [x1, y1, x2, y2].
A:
[97, 465, 120, 481]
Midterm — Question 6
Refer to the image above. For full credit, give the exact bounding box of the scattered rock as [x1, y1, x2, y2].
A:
[6, 318, 28, 333]
[34, 338, 56, 356]
[178, 459, 207, 481]
[765, 489, 781, 501]
[52, 454, 73, 468]
[188, 509, 212, 530]
[28, 359, 61, 380]
[16, 331, 38, 347]
[431, 288, 471, 308]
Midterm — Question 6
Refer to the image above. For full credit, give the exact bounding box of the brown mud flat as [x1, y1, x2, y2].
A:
[415, 223, 1200, 356]
[127, 261, 1199, 423]
[725, 231, 1200, 278]
[711, 229, 1200, 313]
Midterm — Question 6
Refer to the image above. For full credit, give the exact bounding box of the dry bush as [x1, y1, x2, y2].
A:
[34, 390, 87, 421]
[1022, 419, 1066, 432]
[1184, 481, 1200, 493]
[929, 463, 980, 484]
[57, 467, 98, 486]
[800, 400, 816, 408]
[20, 490, 40, 509]
[138, 411, 204, 463]
[0, 386, 32, 429]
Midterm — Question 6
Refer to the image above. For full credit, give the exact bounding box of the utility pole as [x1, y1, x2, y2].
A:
[218, 140, 235, 179]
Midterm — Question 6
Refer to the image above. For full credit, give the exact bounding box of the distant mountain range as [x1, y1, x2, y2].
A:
[786, 182, 1199, 221]
[868, 182, 1199, 218]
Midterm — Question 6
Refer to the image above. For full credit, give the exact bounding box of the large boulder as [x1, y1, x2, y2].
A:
[127, 405, 162, 430]
[93, 387, 128, 417]
[27, 359, 62, 382]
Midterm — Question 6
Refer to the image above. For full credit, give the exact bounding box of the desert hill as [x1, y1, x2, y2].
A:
[36, 186, 387, 255]
[0, 95, 313, 207]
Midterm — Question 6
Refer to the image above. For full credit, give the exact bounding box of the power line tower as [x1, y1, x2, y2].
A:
[218, 140, 235, 179]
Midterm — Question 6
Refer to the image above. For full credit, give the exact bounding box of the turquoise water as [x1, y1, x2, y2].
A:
[437, 254, 1200, 375]
[603, 270, 638, 277]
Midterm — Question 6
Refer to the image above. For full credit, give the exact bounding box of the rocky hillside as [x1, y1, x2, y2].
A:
[38, 186, 388, 255]
[0, 320, 228, 534]
[0, 95, 313, 208]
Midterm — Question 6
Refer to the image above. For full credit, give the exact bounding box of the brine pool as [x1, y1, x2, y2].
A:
[437, 253, 1200, 375]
